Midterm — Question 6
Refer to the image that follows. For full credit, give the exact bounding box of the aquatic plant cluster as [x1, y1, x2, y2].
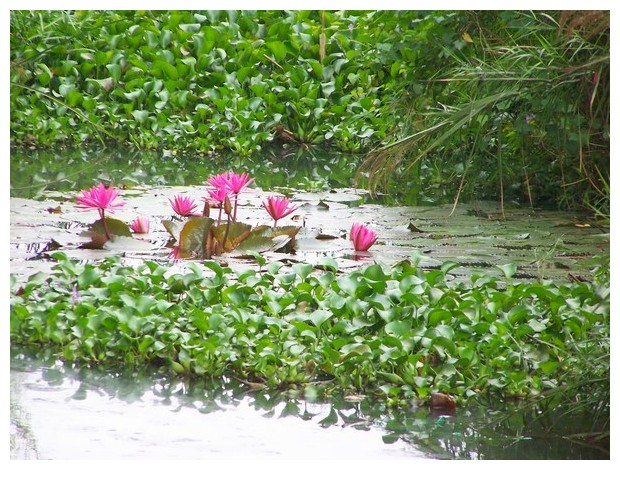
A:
[74, 174, 377, 259]
[10, 250, 609, 411]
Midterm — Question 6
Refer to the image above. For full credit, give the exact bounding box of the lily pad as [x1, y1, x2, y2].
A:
[236, 225, 301, 253]
[178, 217, 214, 257]
[162, 219, 183, 241]
[103, 236, 158, 252]
[212, 222, 253, 253]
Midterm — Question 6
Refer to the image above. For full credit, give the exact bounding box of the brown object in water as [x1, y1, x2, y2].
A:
[430, 392, 457, 411]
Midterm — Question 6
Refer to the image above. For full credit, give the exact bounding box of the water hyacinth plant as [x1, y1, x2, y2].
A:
[262, 195, 297, 227]
[350, 223, 378, 251]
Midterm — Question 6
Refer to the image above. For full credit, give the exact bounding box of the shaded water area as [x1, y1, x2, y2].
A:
[10, 147, 610, 460]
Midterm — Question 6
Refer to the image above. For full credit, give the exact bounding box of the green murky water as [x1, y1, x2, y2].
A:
[10, 147, 610, 460]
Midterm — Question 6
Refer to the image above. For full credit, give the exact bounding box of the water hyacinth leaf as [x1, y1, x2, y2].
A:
[340, 342, 372, 358]
[428, 324, 455, 340]
[132, 110, 150, 123]
[266, 41, 287, 61]
[292, 263, 313, 279]
[308, 309, 332, 327]
[385, 320, 412, 337]
[496, 263, 518, 279]
[378, 371, 406, 385]
[440, 261, 460, 274]
[364, 264, 387, 283]
[77, 267, 100, 289]
[527, 319, 546, 332]
[318, 408, 339, 428]
[315, 256, 338, 272]
[152, 60, 178, 80]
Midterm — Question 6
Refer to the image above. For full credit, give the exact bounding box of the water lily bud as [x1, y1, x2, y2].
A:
[223, 194, 233, 216]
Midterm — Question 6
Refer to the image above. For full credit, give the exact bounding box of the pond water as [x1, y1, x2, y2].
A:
[9, 147, 610, 460]
[10, 348, 608, 460]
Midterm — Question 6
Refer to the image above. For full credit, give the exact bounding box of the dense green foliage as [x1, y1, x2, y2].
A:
[10, 10, 609, 211]
[11, 10, 440, 154]
[11, 253, 609, 414]
[358, 11, 610, 212]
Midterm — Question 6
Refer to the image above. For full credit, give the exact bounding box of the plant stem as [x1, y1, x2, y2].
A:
[222, 215, 232, 250]
[232, 196, 238, 222]
[99, 209, 111, 240]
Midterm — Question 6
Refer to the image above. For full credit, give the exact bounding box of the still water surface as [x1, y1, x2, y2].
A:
[10, 349, 608, 460]
[10, 350, 428, 460]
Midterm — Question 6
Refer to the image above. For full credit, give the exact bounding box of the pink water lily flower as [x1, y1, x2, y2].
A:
[206, 172, 233, 193]
[225, 172, 254, 195]
[202, 186, 229, 225]
[350, 223, 378, 251]
[210, 171, 254, 221]
[169, 194, 198, 217]
[263, 195, 297, 227]
[76, 182, 125, 218]
[203, 186, 229, 206]
[129, 216, 150, 234]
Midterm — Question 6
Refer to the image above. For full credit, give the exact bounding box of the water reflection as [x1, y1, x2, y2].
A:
[10, 146, 363, 201]
[10, 349, 608, 460]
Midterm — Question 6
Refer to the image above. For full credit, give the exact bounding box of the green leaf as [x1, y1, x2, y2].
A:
[340, 343, 372, 357]
[292, 263, 313, 280]
[106, 63, 121, 82]
[428, 324, 455, 340]
[527, 319, 546, 332]
[378, 371, 406, 385]
[496, 263, 517, 279]
[318, 408, 338, 427]
[308, 309, 332, 327]
[152, 60, 178, 80]
[132, 110, 150, 123]
[266, 41, 287, 62]
[315, 256, 338, 272]
[179, 217, 215, 258]
[77, 267, 100, 289]
[364, 264, 387, 283]
[385, 321, 412, 337]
